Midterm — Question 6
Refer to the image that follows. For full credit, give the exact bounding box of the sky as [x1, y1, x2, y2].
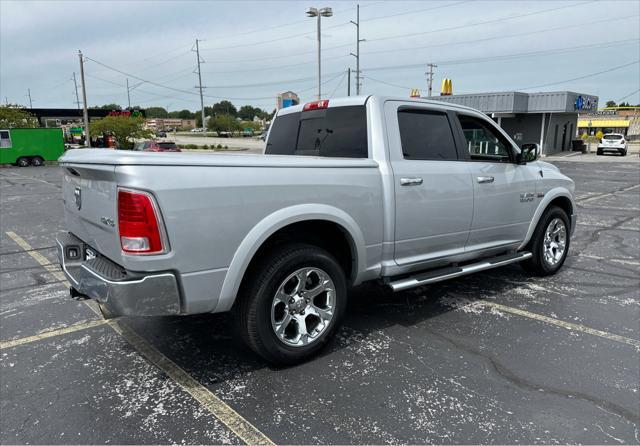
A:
[1, 0, 639, 112]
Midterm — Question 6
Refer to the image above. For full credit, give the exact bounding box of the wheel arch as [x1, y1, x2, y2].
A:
[215, 204, 367, 312]
[519, 188, 575, 250]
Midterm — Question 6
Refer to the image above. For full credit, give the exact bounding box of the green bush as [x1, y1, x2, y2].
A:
[202, 144, 209, 150]
[217, 144, 223, 149]
[224, 145, 228, 149]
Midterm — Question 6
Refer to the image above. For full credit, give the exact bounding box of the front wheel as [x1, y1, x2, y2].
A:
[16, 157, 30, 167]
[522, 206, 570, 276]
[234, 243, 347, 365]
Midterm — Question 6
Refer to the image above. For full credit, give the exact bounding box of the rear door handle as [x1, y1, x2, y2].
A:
[400, 177, 423, 186]
[477, 176, 494, 184]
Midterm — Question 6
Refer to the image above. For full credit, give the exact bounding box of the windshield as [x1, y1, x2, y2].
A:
[158, 142, 178, 149]
[265, 106, 368, 158]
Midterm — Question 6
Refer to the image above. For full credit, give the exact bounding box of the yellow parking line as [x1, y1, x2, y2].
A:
[0, 319, 108, 350]
[477, 301, 640, 348]
[5, 230, 276, 446]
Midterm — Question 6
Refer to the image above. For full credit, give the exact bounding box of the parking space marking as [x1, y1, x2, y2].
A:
[5, 230, 276, 446]
[477, 301, 640, 348]
[577, 183, 640, 204]
[0, 171, 61, 188]
[577, 254, 640, 266]
[107, 319, 276, 446]
[0, 319, 107, 350]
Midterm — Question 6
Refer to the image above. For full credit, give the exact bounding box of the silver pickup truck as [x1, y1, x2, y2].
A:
[57, 95, 576, 364]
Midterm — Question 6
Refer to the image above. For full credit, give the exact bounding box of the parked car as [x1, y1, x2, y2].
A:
[597, 133, 627, 156]
[56, 96, 576, 365]
[133, 140, 181, 152]
[190, 128, 204, 133]
[155, 131, 167, 138]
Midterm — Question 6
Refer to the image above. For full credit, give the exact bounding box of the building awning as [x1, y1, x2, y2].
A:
[577, 119, 629, 128]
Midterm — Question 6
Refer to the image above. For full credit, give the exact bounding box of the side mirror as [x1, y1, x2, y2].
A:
[517, 143, 540, 164]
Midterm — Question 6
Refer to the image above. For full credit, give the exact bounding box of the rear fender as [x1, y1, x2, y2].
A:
[215, 204, 367, 312]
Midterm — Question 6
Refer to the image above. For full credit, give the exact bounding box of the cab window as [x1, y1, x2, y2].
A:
[457, 114, 513, 162]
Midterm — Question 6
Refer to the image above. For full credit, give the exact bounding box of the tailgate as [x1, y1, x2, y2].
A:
[62, 164, 122, 264]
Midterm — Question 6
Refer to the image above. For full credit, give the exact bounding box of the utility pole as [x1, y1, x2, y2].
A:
[78, 50, 90, 145]
[126, 78, 131, 109]
[72, 72, 81, 110]
[426, 63, 437, 98]
[350, 4, 364, 95]
[26, 89, 33, 108]
[347, 68, 351, 96]
[194, 39, 206, 133]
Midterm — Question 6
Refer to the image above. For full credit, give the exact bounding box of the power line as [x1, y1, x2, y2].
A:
[366, 1, 594, 44]
[363, 39, 639, 73]
[518, 60, 640, 91]
[617, 88, 640, 103]
[360, 14, 639, 59]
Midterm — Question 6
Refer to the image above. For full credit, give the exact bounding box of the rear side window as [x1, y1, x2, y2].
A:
[397, 110, 458, 160]
[266, 106, 368, 158]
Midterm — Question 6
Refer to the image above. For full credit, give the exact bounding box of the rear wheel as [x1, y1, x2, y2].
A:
[522, 206, 570, 276]
[596, 148, 603, 156]
[31, 156, 44, 166]
[234, 243, 347, 365]
[620, 149, 627, 156]
[16, 157, 30, 167]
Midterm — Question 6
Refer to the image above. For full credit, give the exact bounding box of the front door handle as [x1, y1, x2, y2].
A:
[477, 176, 495, 184]
[401, 177, 423, 186]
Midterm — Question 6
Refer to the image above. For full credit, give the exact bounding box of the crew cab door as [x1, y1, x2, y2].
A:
[384, 102, 473, 268]
[452, 112, 539, 250]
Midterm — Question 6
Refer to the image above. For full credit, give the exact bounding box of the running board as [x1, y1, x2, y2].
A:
[388, 251, 532, 292]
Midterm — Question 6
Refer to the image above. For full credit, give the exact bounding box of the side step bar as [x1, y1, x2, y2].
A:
[388, 251, 532, 292]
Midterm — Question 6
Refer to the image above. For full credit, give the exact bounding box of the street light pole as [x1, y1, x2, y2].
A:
[307, 7, 332, 100]
[350, 4, 364, 95]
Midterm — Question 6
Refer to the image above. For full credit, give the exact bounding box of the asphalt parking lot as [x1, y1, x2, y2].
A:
[1, 153, 638, 444]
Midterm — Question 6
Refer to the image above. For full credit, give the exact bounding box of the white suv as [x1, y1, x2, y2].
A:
[597, 133, 627, 156]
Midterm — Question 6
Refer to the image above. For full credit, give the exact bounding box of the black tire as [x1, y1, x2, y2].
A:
[233, 243, 347, 365]
[16, 157, 30, 167]
[31, 156, 44, 166]
[521, 206, 570, 276]
[620, 149, 627, 156]
[596, 148, 603, 156]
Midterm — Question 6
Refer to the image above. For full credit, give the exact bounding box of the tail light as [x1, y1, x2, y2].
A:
[303, 100, 329, 111]
[117, 188, 166, 254]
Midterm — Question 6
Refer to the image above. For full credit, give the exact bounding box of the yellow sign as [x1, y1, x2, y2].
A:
[410, 89, 421, 98]
[441, 78, 452, 96]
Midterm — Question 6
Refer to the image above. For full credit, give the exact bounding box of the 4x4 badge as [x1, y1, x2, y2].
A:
[74, 188, 82, 210]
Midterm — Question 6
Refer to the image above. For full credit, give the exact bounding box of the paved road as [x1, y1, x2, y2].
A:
[1, 156, 638, 444]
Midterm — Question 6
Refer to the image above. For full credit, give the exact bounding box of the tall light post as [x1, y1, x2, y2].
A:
[307, 7, 332, 100]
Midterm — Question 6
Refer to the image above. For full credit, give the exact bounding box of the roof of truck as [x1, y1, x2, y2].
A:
[277, 95, 482, 116]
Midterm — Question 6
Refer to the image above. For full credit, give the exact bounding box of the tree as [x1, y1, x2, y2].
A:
[605, 100, 617, 108]
[238, 105, 268, 121]
[168, 109, 195, 119]
[206, 113, 242, 134]
[91, 116, 153, 149]
[211, 100, 237, 117]
[0, 105, 38, 128]
[144, 107, 168, 118]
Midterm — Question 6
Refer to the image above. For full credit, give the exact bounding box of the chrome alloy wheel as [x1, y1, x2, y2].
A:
[271, 267, 335, 347]
[543, 217, 567, 266]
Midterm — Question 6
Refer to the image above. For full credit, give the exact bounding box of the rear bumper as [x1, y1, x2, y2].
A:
[597, 144, 626, 151]
[56, 232, 181, 317]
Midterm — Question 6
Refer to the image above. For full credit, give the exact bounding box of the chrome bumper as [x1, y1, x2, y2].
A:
[56, 232, 181, 317]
